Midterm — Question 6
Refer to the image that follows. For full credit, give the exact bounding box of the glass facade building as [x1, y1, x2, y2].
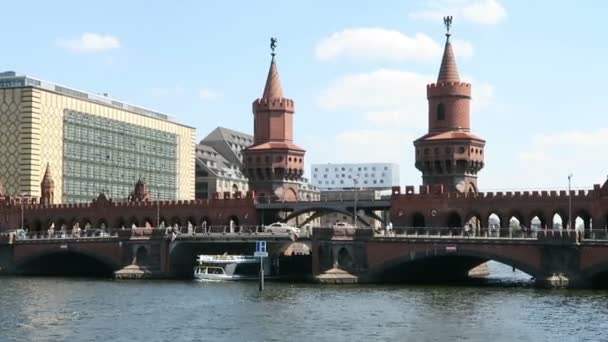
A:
[63, 111, 178, 202]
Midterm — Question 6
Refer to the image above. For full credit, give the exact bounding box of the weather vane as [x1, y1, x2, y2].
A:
[443, 16, 453, 37]
[270, 37, 278, 59]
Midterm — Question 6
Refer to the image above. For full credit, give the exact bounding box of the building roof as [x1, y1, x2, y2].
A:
[437, 37, 461, 83]
[0, 71, 193, 127]
[262, 58, 284, 99]
[415, 131, 485, 142]
[200, 127, 254, 166]
[246, 141, 305, 152]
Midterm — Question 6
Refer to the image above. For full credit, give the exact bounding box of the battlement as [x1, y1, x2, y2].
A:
[391, 185, 598, 201]
[427, 82, 471, 98]
[253, 97, 295, 112]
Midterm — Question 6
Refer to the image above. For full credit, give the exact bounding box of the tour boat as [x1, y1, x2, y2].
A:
[193, 254, 272, 281]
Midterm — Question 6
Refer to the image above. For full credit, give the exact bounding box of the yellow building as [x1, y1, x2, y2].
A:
[0, 71, 195, 203]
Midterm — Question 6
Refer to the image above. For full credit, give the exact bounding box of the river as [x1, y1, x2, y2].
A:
[1, 262, 607, 342]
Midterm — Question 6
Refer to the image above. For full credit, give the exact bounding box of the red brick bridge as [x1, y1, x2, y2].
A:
[0, 227, 304, 279]
[312, 227, 608, 288]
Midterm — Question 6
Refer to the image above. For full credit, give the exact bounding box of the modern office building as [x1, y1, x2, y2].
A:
[311, 163, 400, 191]
[195, 127, 319, 201]
[0, 71, 195, 203]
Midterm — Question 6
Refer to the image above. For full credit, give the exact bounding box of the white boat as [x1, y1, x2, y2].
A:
[193, 254, 272, 281]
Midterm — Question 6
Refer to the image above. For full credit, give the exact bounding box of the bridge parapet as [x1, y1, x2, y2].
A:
[313, 227, 374, 241]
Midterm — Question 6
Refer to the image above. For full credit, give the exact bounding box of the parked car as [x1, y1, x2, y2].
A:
[264, 222, 300, 236]
[333, 222, 354, 228]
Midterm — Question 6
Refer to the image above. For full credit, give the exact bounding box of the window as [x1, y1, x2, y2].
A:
[437, 103, 446, 120]
[384, 166, 388, 170]
[314, 168, 318, 172]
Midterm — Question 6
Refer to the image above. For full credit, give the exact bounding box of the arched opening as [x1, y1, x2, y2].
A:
[129, 217, 139, 228]
[80, 218, 92, 230]
[135, 246, 149, 266]
[552, 213, 564, 230]
[465, 213, 482, 236]
[170, 217, 181, 228]
[17, 251, 115, 277]
[201, 216, 211, 228]
[436, 103, 445, 121]
[412, 212, 426, 228]
[488, 213, 502, 237]
[232, 183, 238, 196]
[97, 219, 108, 230]
[574, 210, 592, 237]
[337, 247, 352, 270]
[529, 212, 546, 230]
[143, 218, 154, 228]
[115, 217, 126, 229]
[228, 215, 240, 232]
[372, 253, 534, 285]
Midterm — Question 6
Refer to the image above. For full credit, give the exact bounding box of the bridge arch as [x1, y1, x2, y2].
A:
[551, 210, 567, 229]
[368, 247, 541, 283]
[486, 212, 504, 229]
[283, 207, 375, 227]
[14, 248, 120, 277]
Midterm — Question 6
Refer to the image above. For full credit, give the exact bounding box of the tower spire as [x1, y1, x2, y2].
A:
[437, 16, 460, 83]
[263, 37, 284, 99]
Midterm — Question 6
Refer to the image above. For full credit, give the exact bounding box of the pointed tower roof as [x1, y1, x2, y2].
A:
[42, 163, 54, 186]
[437, 36, 461, 83]
[262, 57, 284, 99]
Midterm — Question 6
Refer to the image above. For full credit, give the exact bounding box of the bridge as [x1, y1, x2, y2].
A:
[312, 226, 608, 288]
[0, 226, 307, 279]
[256, 196, 391, 227]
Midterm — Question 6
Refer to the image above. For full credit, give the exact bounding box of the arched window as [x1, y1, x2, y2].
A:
[436, 103, 445, 121]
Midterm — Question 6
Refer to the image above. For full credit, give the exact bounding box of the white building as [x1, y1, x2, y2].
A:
[311, 163, 400, 191]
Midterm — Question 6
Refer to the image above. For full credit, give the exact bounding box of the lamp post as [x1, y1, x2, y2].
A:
[20, 193, 27, 231]
[353, 178, 358, 228]
[156, 191, 161, 229]
[568, 173, 573, 231]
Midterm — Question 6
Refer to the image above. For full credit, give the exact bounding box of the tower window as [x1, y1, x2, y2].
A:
[437, 103, 446, 121]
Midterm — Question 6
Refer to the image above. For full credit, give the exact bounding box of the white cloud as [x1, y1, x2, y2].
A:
[410, 0, 507, 25]
[199, 88, 222, 101]
[57, 33, 121, 53]
[508, 128, 608, 188]
[315, 27, 473, 62]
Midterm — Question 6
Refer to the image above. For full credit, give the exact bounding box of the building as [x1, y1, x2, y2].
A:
[413, 27, 485, 193]
[195, 127, 253, 199]
[195, 126, 319, 202]
[242, 46, 306, 202]
[0, 71, 195, 203]
[311, 163, 399, 191]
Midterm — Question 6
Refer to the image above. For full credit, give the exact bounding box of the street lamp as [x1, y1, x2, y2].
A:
[20, 193, 27, 231]
[568, 173, 573, 232]
[353, 178, 358, 228]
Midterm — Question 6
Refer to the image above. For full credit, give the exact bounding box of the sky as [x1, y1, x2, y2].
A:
[2, 0, 607, 192]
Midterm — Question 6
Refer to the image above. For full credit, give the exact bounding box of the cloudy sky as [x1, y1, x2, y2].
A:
[2, 0, 607, 191]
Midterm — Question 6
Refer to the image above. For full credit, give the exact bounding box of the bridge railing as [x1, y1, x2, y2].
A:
[13, 228, 120, 241]
[376, 227, 608, 241]
[378, 227, 539, 239]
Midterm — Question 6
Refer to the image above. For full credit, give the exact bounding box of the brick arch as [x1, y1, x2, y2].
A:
[367, 246, 542, 281]
[14, 246, 122, 272]
[526, 209, 548, 229]
[283, 207, 374, 227]
[485, 211, 505, 228]
[574, 209, 592, 230]
[506, 210, 525, 227]
[550, 209, 568, 229]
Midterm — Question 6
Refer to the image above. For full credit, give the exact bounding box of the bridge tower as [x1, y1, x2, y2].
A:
[242, 38, 306, 202]
[414, 17, 485, 193]
[129, 179, 151, 201]
[40, 163, 54, 205]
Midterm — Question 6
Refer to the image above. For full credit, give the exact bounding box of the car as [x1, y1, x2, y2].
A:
[333, 222, 354, 228]
[264, 222, 300, 236]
